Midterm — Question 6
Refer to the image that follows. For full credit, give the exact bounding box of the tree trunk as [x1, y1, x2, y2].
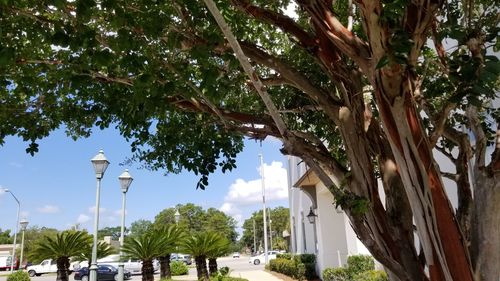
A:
[195, 256, 209, 281]
[159, 255, 171, 279]
[373, 78, 474, 281]
[141, 259, 154, 281]
[56, 258, 70, 281]
[470, 169, 500, 281]
[208, 258, 218, 276]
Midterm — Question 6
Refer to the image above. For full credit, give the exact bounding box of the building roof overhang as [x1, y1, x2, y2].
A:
[293, 168, 320, 188]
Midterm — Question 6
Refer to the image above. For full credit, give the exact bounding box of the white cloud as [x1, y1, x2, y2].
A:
[9, 162, 23, 168]
[224, 161, 288, 205]
[220, 161, 288, 229]
[37, 205, 60, 214]
[88, 206, 107, 214]
[77, 214, 91, 224]
[219, 203, 243, 227]
[20, 211, 30, 218]
[114, 209, 126, 216]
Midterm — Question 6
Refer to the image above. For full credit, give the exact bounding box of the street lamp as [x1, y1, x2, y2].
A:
[259, 154, 269, 264]
[117, 169, 133, 281]
[19, 219, 28, 270]
[306, 207, 317, 224]
[90, 150, 110, 281]
[1, 188, 20, 272]
[174, 209, 180, 225]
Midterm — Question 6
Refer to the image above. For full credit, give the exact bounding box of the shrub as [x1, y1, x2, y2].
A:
[323, 267, 350, 281]
[170, 261, 189, 276]
[354, 270, 388, 281]
[219, 266, 230, 277]
[7, 271, 30, 281]
[293, 254, 316, 264]
[303, 262, 317, 280]
[276, 253, 292, 260]
[295, 263, 306, 281]
[347, 255, 374, 276]
[269, 258, 297, 278]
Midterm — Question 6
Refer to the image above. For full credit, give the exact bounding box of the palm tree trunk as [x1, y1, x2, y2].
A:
[56, 258, 70, 281]
[208, 258, 218, 276]
[159, 255, 172, 279]
[195, 256, 209, 281]
[141, 259, 154, 281]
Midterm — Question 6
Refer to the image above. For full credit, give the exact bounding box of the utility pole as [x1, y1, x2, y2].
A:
[268, 207, 273, 250]
[253, 219, 257, 254]
[259, 154, 269, 264]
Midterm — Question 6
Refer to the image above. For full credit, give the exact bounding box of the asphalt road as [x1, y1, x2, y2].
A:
[0, 255, 265, 281]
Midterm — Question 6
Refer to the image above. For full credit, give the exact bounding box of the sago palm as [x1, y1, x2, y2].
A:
[33, 231, 91, 281]
[179, 232, 223, 281]
[75, 238, 116, 268]
[153, 225, 185, 279]
[121, 232, 165, 281]
[207, 235, 230, 276]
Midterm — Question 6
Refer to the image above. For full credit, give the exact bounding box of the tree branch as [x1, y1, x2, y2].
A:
[298, 0, 371, 72]
[230, 0, 316, 48]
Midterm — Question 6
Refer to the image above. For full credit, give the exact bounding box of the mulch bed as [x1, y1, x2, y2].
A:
[266, 270, 321, 281]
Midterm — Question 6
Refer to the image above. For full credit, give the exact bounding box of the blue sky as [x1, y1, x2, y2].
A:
[0, 127, 289, 237]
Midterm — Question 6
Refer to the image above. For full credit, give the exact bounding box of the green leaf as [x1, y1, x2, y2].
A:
[0, 46, 15, 65]
[376, 55, 389, 69]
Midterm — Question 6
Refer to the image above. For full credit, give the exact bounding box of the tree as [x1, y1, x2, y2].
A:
[97, 226, 122, 241]
[206, 235, 230, 276]
[32, 231, 91, 281]
[152, 225, 185, 280]
[204, 208, 238, 242]
[129, 219, 153, 239]
[154, 204, 237, 242]
[241, 207, 290, 252]
[23, 226, 59, 264]
[121, 233, 164, 281]
[75, 238, 115, 268]
[0, 229, 13, 244]
[1, 1, 499, 280]
[179, 232, 224, 281]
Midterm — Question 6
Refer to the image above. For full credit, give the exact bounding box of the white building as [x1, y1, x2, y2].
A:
[287, 156, 370, 278]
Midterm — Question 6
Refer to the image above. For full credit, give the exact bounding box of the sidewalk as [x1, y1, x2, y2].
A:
[230, 270, 284, 281]
[171, 270, 284, 281]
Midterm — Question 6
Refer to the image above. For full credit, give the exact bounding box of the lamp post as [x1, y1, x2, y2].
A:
[90, 150, 110, 281]
[259, 154, 269, 264]
[117, 169, 133, 281]
[1, 189, 20, 272]
[174, 209, 180, 225]
[306, 207, 318, 253]
[19, 219, 28, 270]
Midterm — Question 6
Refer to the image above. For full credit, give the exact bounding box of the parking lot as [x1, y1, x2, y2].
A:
[0, 255, 266, 281]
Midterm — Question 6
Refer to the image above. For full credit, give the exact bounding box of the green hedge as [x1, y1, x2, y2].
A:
[170, 261, 189, 275]
[323, 255, 386, 281]
[276, 253, 292, 260]
[323, 267, 350, 281]
[7, 271, 30, 281]
[269, 258, 297, 278]
[354, 270, 388, 281]
[347, 255, 374, 276]
[269, 254, 317, 280]
[293, 254, 316, 264]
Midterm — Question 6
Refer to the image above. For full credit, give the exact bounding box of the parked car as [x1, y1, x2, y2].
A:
[232, 252, 240, 258]
[74, 264, 130, 281]
[248, 251, 279, 265]
[78, 254, 159, 274]
[27, 259, 58, 277]
[171, 254, 192, 265]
